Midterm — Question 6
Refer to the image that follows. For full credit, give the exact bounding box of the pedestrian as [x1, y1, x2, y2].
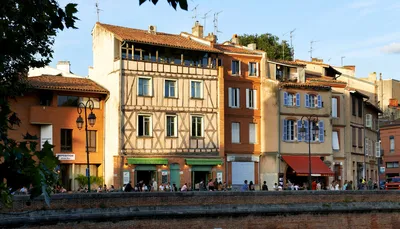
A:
[208, 179, 214, 191]
[343, 180, 348, 190]
[172, 183, 178, 192]
[312, 180, 317, 190]
[241, 180, 249, 191]
[346, 181, 353, 190]
[249, 181, 255, 191]
[181, 183, 188, 192]
[368, 178, 373, 190]
[124, 181, 133, 192]
[159, 183, 165, 191]
[152, 178, 158, 192]
[316, 182, 321, 191]
[273, 183, 279, 191]
[262, 181, 268, 191]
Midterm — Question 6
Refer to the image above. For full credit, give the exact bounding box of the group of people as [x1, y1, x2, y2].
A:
[123, 178, 186, 192]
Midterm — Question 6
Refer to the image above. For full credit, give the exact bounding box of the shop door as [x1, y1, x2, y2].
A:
[170, 164, 180, 189]
[135, 165, 156, 186]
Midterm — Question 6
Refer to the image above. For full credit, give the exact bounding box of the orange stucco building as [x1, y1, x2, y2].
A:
[8, 75, 108, 191]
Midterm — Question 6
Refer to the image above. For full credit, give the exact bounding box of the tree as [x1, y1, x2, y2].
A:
[139, 0, 188, 10]
[238, 34, 294, 61]
[0, 0, 78, 206]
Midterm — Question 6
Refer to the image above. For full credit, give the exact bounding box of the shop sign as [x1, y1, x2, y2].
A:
[56, 154, 75, 160]
[123, 171, 130, 184]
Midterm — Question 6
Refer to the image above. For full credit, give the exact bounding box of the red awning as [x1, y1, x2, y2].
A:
[282, 156, 334, 177]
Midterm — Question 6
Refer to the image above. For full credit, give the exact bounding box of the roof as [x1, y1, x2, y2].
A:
[214, 44, 262, 55]
[347, 88, 369, 99]
[28, 76, 108, 94]
[365, 101, 383, 114]
[295, 59, 329, 67]
[280, 82, 331, 91]
[307, 78, 347, 85]
[97, 23, 221, 53]
[282, 156, 334, 176]
[269, 59, 306, 67]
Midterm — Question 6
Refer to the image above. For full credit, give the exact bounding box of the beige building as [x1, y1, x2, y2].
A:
[89, 22, 224, 189]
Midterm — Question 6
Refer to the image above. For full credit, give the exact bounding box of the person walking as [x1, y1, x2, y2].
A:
[249, 181, 255, 191]
[241, 180, 249, 191]
[262, 181, 268, 191]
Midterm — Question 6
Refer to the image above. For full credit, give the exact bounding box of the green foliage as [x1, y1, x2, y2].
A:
[238, 34, 294, 61]
[75, 174, 104, 190]
[0, 0, 78, 207]
[139, 0, 188, 10]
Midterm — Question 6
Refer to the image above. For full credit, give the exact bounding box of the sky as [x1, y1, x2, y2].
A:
[52, 0, 400, 79]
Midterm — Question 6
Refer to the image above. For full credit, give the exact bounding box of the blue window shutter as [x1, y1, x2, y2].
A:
[319, 121, 324, 142]
[304, 120, 309, 142]
[283, 120, 287, 141]
[283, 92, 288, 106]
[297, 120, 303, 141]
[305, 94, 310, 108]
[296, 93, 300, 107]
[317, 95, 322, 108]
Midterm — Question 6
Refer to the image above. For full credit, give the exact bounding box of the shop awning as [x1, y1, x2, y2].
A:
[127, 158, 168, 165]
[282, 156, 334, 177]
[185, 158, 223, 166]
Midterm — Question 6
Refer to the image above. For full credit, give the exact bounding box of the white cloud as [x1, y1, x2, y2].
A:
[381, 42, 400, 54]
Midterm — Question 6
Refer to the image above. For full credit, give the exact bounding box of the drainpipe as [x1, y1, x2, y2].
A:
[363, 98, 369, 179]
[277, 87, 281, 182]
[343, 95, 347, 183]
[119, 40, 126, 188]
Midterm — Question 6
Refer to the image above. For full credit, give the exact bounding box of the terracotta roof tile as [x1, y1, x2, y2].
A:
[214, 44, 262, 55]
[280, 82, 331, 91]
[295, 59, 329, 67]
[308, 78, 347, 85]
[98, 23, 220, 53]
[269, 59, 306, 67]
[28, 76, 108, 94]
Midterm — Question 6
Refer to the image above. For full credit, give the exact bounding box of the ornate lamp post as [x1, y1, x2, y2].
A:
[299, 115, 319, 190]
[76, 99, 96, 192]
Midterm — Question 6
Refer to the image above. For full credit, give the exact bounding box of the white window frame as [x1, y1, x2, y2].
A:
[332, 97, 338, 118]
[190, 80, 203, 99]
[286, 120, 295, 141]
[249, 123, 257, 144]
[332, 131, 339, 150]
[365, 114, 372, 128]
[287, 93, 294, 106]
[165, 115, 177, 137]
[231, 60, 241, 76]
[137, 114, 152, 137]
[390, 136, 395, 151]
[246, 89, 257, 109]
[137, 76, 152, 96]
[308, 94, 317, 108]
[164, 79, 178, 98]
[190, 115, 203, 137]
[310, 121, 318, 142]
[231, 122, 240, 143]
[228, 87, 240, 108]
[248, 62, 258, 77]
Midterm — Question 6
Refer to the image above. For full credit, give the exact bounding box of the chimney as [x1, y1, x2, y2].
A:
[380, 73, 382, 80]
[205, 32, 217, 43]
[389, 98, 399, 107]
[247, 43, 256, 50]
[311, 58, 324, 63]
[343, 65, 356, 72]
[231, 34, 239, 45]
[192, 21, 203, 38]
[368, 72, 377, 82]
[56, 61, 70, 73]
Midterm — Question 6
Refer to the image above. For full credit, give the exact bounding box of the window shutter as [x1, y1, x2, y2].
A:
[248, 63, 251, 76]
[246, 89, 250, 108]
[297, 120, 303, 141]
[237, 89, 240, 107]
[366, 114, 372, 128]
[239, 61, 242, 75]
[317, 95, 322, 108]
[332, 98, 337, 117]
[253, 90, 257, 109]
[256, 62, 259, 76]
[375, 141, 381, 157]
[305, 94, 310, 108]
[228, 88, 232, 107]
[365, 139, 369, 156]
[283, 120, 287, 141]
[304, 120, 309, 142]
[296, 93, 300, 107]
[231, 61, 234, 74]
[284, 92, 288, 106]
[318, 121, 324, 142]
[249, 123, 256, 144]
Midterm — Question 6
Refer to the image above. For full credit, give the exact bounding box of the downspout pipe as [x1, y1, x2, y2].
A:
[119, 40, 126, 188]
[363, 98, 369, 180]
[278, 87, 281, 183]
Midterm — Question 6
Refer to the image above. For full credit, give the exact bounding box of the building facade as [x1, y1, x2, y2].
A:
[214, 39, 266, 187]
[90, 22, 224, 190]
[9, 72, 108, 191]
[380, 121, 400, 181]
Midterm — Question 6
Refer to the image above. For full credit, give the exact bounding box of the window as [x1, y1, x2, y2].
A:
[39, 92, 52, 106]
[352, 96, 356, 116]
[191, 116, 203, 137]
[58, 96, 79, 107]
[283, 119, 295, 141]
[248, 62, 258, 76]
[87, 130, 97, 152]
[352, 127, 357, 147]
[231, 122, 240, 143]
[138, 77, 152, 96]
[305, 94, 322, 108]
[79, 97, 100, 109]
[365, 138, 370, 156]
[390, 136, 395, 152]
[310, 121, 318, 142]
[190, 80, 203, 99]
[375, 141, 381, 157]
[246, 89, 257, 109]
[332, 131, 339, 150]
[365, 114, 372, 128]
[166, 115, 177, 137]
[284, 92, 300, 107]
[386, 162, 399, 168]
[249, 123, 257, 144]
[164, 80, 177, 98]
[358, 98, 363, 117]
[61, 129, 72, 152]
[358, 128, 363, 147]
[332, 97, 338, 118]
[232, 60, 240, 75]
[138, 115, 152, 137]
[228, 88, 240, 108]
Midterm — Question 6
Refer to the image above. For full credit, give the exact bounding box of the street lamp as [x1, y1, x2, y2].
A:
[299, 115, 319, 190]
[76, 99, 96, 192]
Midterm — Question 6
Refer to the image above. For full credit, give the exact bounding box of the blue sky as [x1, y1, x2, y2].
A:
[53, 0, 400, 79]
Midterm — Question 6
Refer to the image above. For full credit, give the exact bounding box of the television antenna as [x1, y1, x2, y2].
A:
[309, 40, 320, 60]
[213, 11, 223, 36]
[341, 56, 346, 66]
[282, 28, 296, 60]
[202, 10, 212, 33]
[191, 4, 199, 21]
